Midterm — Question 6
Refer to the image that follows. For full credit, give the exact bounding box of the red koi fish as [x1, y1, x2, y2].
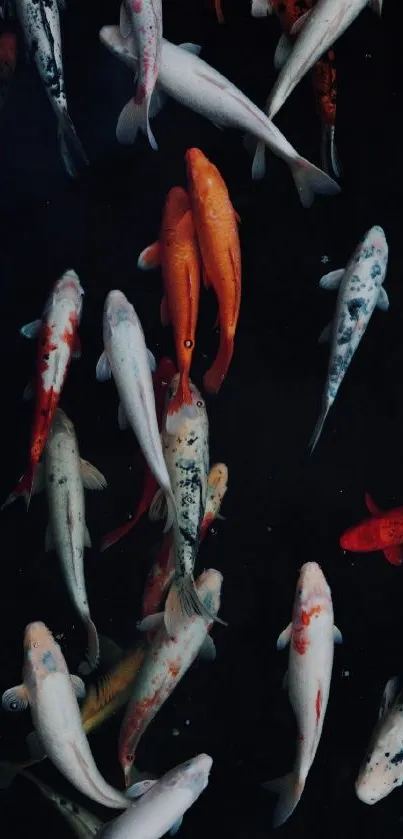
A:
[138, 187, 200, 435]
[0, 30, 17, 113]
[101, 357, 177, 552]
[185, 148, 241, 395]
[2, 270, 83, 510]
[340, 494, 403, 567]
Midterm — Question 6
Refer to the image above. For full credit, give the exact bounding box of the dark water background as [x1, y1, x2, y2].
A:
[1, 0, 403, 836]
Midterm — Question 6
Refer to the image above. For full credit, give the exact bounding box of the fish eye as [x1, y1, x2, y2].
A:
[184, 339, 193, 349]
[197, 400, 203, 408]
[10, 701, 18, 710]
[32, 641, 38, 648]
[126, 753, 134, 764]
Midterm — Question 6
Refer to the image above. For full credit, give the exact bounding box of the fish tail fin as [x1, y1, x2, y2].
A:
[78, 617, 100, 675]
[1, 469, 34, 511]
[309, 403, 330, 454]
[252, 140, 266, 180]
[290, 156, 340, 208]
[116, 96, 158, 150]
[164, 575, 227, 638]
[320, 124, 341, 180]
[165, 373, 197, 435]
[203, 333, 234, 395]
[58, 111, 88, 178]
[263, 772, 305, 828]
[101, 517, 138, 552]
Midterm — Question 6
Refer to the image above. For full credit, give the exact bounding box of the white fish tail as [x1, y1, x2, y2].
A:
[290, 156, 340, 208]
[58, 111, 88, 178]
[252, 140, 266, 180]
[309, 402, 330, 453]
[263, 772, 305, 828]
[116, 96, 158, 149]
[78, 616, 100, 675]
[164, 575, 227, 638]
[320, 124, 341, 180]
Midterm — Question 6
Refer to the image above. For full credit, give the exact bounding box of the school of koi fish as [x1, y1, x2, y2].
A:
[0, 0, 400, 836]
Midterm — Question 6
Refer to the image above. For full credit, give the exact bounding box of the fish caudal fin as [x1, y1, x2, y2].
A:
[165, 374, 197, 435]
[321, 124, 341, 180]
[263, 772, 305, 828]
[58, 111, 88, 179]
[290, 156, 340, 208]
[203, 333, 234, 395]
[116, 97, 158, 150]
[78, 617, 100, 676]
[101, 515, 140, 552]
[164, 575, 227, 638]
[251, 140, 266, 180]
[309, 402, 330, 453]
[1, 469, 36, 511]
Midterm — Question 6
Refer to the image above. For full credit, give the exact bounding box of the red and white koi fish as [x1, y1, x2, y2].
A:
[119, 569, 222, 785]
[2, 269, 84, 510]
[264, 562, 342, 827]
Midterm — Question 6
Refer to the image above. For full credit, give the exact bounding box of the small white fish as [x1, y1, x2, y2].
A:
[15, 0, 87, 176]
[22, 771, 104, 839]
[99, 28, 340, 209]
[1, 622, 132, 810]
[310, 225, 389, 451]
[96, 290, 176, 531]
[355, 677, 403, 804]
[96, 754, 213, 839]
[117, 0, 162, 149]
[264, 562, 342, 827]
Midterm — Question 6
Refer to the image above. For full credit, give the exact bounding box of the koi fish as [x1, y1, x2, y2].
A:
[185, 148, 240, 394]
[142, 462, 228, 621]
[96, 754, 212, 839]
[117, 0, 162, 149]
[2, 269, 84, 510]
[356, 677, 403, 804]
[310, 226, 389, 452]
[264, 562, 342, 827]
[81, 643, 147, 735]
[101, 357, 176, 552]
[15, 0, 87, 176]
[1, 622, 132, 809]
[0, 30, 17, 114]
[119, 569, 222, 785]
[22, 771, 104, 839]
[96, 290, 176, 532]
[340, 493, 403, 566]
[138, 187, 200, 434]
[99, 28, 340, 207]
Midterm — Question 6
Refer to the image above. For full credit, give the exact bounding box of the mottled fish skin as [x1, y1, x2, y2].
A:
[124, 0, 162, 110]
[97, 754, 213, 839]
[22, 771, 104, 839]
[356, 680, 403, 804]
[118, 569, 222, 783]
[16, 0, 66, 113]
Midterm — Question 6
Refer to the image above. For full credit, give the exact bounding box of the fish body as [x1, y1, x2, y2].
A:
[310, 226, 389, 451]
[15, 0, 87, 175]
[356, 677, 403, 804]
[96, 291, 176, 532]
[2, 622, 130, 809]
[97, 754, 212, 839]
[81, 644, 147, 735]
[340, 494, 403, 566]
[265, 562, 341, 827]
[22, 771, 104, 839]
[0, 30, 17, 112]
[117, 0, 162, 149]
[185, 148, 241, 394]
[99, 28, 340, 208]
[138, 188, 200, 433]
[119, 569, 222, 783]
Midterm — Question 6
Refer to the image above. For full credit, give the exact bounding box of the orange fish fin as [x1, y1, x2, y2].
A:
[234, 210, 241, 225]
[165, 374, 197, 435]
[203, 332, 234, 394]
[383, 546, 403, 567]
[215, 0, 225, 23]
[138, 241, 161, 270]
[202, 266, 211, 289]
[365, 493, 383, 517]
[160, 295, 170, 326]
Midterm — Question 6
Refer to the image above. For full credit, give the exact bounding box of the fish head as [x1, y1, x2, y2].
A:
[163, 754, 213, 797]
[195, 569, 223, 618]
[53, 270, 84, 316]
[366, 225, 388, 266]
[23, 622, 66, 687]
[355, 711, 403, 805]
[49, 408, 74, 440]
[166, 373, 207, 428]
[292, 562, 332, 629]
[339, 518, 379, 553]
[163, 187, 191, 229]
[185, 148, 218, 204]
[103, 290, 139, 339]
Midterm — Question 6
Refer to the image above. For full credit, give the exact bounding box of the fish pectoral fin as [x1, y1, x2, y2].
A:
[45, 523, 55, 553]
[80, 459, 107, 491]
[164, 576, 227, 639]
[119, 1, 132, 36]
[289, 9, 311, 35]
[383, 546, 403, 566]
[333, 625, 343, 644]
[96, 351, 112, 382]
[376, 287, 389, 311]
[126, 778, 158, 799]
[274, 34, 292, 71]
[20, 319, 41, 339]
[22, 380, 35, 401]
[147, 349, 157, 372]
[281, 669, 288, 690]
[364, 492, 383, 516]
[149, 86, 167, 119]
[276, 623, 292, 650]
[84, 525, 92, 548]
[118, 401, 130, 430]
[71, 674, 86, 700]
[199, 635, 217, 661]
[26, 731, 46, 761]
[149, 488, 168, 522]
[2, 684, 29, 712]
[72, 333, 82, 360]
[160, 295, 171, 327]
[138, 241, 161, 270]
[137, 612, 165, 633]
[319, 269, 344, 291]
[379, 676, 399, 719]
[369, 0, 383, 16]
[170, 816, 184, 836]
[178, 42, 202, 55]
[318, 322, 332, 344]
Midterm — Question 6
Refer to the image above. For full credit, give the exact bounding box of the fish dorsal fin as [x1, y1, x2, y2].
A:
[178, 43, 202, 55]
[376, 287, 389, 311]
[277, 623, 292, 650]
[96, 351, 111, 382]
[379, 677, 399, 719]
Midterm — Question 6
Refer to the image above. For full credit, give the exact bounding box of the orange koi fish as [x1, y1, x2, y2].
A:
[2, 270, 83, 510]
[101, 357, 176, 551]
[81, 643, 147, 735]
[0, 30, 17, 113]
[138, 188, 200, 434]
[340, 494, 403, 567]
[185, 148, 241, 394]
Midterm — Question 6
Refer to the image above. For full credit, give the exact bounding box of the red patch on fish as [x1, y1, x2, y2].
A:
[315, 687, 322, 724]
[168, 656, 182, 680]
[292, 605, 322, 655]
[131, 0, 143, 11]
[61, 312, 78, 348]
[292, 633, 309, 655]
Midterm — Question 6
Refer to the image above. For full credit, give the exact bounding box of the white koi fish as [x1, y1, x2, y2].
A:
[15, 0, 87, 176]
[356, 677, 403, 804]
[96, 754, 212, 839]
[310, 225, 389, 452]
[264, 562, 342, 827]
[1, 622, 133, 809]
[118, 569, 222, 785]
[96, 290, 176, 531]
[117, 0, 162, 149]
[22, 771, 104, 839]
[99, 28, 340, 208]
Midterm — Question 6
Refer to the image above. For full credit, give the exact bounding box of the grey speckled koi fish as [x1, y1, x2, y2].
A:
[356, 677, 403, 805]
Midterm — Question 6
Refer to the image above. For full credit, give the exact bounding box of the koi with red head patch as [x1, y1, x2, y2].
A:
[138, 187, 201, 435]
[264, 562, 342, 828]
[2, 270, 83, 511]
[340, 493, 403, 567]
[185, 148, 241, 395]
[0, 30, 17, 112]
